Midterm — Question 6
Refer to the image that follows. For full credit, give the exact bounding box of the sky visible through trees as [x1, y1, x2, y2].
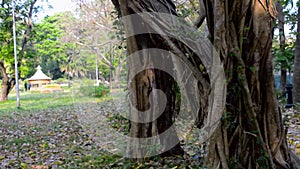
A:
[35, 0, 75, 22]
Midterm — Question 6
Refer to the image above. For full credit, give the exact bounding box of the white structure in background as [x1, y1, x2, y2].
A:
[28, 65, 51, 89]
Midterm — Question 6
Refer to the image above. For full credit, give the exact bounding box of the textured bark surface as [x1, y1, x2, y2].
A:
[204, 0, 297, 168]
[118, 0, 183, 158]
[0, 61, 15, 101]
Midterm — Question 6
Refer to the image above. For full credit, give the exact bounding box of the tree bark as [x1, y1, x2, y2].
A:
[204, 0, 298, 168]
[293, 6, 300, 104]
[0, 61, 15, 101]
[116, 0, 184, 158]
[114, 54, 125, 88]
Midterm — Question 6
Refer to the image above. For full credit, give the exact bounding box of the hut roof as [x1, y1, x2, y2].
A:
[28, 65, 51, 81]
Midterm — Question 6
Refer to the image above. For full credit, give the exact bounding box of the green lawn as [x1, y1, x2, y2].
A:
[0, 90, 111, 115]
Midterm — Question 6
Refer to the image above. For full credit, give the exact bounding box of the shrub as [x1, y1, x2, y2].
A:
[54, 78, 69, 84]
[79, 84, 109, 98]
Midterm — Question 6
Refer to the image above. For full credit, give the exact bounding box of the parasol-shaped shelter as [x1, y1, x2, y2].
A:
[28, 65, 51, 89]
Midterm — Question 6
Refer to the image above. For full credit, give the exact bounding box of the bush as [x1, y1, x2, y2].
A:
[54, 78, 69, 84]
[79, 84, 109, 98]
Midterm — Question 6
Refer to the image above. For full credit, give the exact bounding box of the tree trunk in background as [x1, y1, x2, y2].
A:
[277, 0, 287, 96]
[0, 61, 15, 101]
[293, 6, 300, 104]
[114, 55, 125, 88]
[281, 69, 287, 95]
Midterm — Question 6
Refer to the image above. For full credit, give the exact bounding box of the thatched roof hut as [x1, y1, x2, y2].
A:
[28, 65, 51, 88]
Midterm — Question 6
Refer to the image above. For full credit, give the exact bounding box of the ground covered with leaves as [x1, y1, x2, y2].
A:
[283, 107, 300, 155]
[0, 99, 202, 168]
[0, 94, 299, 168]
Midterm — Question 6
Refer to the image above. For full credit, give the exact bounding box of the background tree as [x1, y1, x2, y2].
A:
[272, 0, 297, 96]
[293, 3, 300, 104]
[277, 0, 288, 95]
[32, 13, 68, 79]
[62, 0, 126, 86]
[112, 0, 300, 168]
[0, 0, 38, 101]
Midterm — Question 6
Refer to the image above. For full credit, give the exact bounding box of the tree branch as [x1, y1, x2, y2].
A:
[18, 0, 38, 65]
[75, 40, 119, 47]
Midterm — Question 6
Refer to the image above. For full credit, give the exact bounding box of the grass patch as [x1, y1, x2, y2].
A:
[79, 84, 110, 98]
[0, 91, 111, 115]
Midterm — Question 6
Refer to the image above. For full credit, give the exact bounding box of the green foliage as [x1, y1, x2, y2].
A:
[272, 0, 297, 75]
[53, 78, 69, 84]
[79, 84, 109, 98]
[272, 41, 295, 72]
[0, 0, 41, 78]
[0, 0, 126, 98]
[31, 13, 71, 80]
[283, 0, 298, 32]
[93, 85, 110, 98]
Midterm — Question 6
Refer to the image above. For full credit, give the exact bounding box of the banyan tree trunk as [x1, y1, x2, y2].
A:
[204, 0, 298, 168]
[117, 0, 184, 158]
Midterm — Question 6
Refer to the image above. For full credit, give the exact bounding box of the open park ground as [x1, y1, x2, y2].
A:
[0, 87, 299, 168]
